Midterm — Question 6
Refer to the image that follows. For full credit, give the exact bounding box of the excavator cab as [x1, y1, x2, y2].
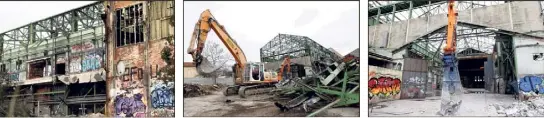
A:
[242, 63, 277, 82]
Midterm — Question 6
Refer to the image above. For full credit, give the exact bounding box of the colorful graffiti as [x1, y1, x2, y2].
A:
[70, 56, 82, 73]
[71, 42, 95, 53]
[110, 67, 147, 117]
[114, 93, 146, 117]
[401, 76, 426, 99]
[519, 75, 544, 95]
[369, 66, 402, 103]
[151, 81, 174, 108]
[81, 52, 103, 72]
[368, 76, 402, 99]
[8, 72, 19, 81]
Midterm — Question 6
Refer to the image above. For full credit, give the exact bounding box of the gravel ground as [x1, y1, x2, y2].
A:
[369, 93, 517, 117]
[184, 90, 359, 117]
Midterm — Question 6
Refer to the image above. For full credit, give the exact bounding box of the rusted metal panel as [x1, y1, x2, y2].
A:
[403, 58, 428, 72]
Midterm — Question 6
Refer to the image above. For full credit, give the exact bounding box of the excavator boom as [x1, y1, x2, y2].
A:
[187, 9, 247, 79]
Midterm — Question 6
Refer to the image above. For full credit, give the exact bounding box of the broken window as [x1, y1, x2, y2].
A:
[115, 3, 144, 47]
[16, 59, 22, 70]
[28, 59, 51, 79]
[56, 63, 66, 75]
[56, 55, 67, 75]
[1, 64, 5, 72]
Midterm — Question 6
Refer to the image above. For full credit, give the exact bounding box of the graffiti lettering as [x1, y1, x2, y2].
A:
[70, 56, 81, 73]
[151, 81, 174, 108]
[9, 73, 19, 81]
[401, 76, 426, 99]
[111, 67, 147, 117]
[81, 53, 102, 72]
[368, 77, 401, 99]
[519, 75, 544, 94]
[114, 93, 146, 117]
[71, 42, 95, 53]
[407, 77, 424, 84]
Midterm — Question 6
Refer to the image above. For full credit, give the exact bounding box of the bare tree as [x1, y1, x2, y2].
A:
[201, 40, 234, 84]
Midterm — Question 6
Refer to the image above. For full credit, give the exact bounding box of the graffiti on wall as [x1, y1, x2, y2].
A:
[149, 79, 175, 117]
[71, 42, 95, 53]
[401, 76, 426, 99]
[110, 67, 147, 117]
[151, 80, 174, 108]
[368, 66, 402, 103]
[519, 75, 544, 96]
[70, 56, 82, 73]
[81, 52, 103, 72]
[8, 72, 19, 81]
[368, 76, 402, 98]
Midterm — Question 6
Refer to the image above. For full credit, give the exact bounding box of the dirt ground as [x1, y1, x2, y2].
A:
[183, 87, 360, 117]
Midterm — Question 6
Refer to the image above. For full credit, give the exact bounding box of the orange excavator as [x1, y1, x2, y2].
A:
[277, 57, 291, 81]
[439, 0, 463, 116]
[187, 9, 280, 98]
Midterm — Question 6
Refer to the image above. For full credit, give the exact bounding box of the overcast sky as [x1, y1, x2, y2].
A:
[0, 1, 96, 33]
[184, 1, 359, 63]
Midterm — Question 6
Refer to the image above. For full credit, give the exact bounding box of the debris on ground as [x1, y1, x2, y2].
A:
[184, 84, 225, 98]
[86, 113, 104, 117]
[494, 96, 544, 116]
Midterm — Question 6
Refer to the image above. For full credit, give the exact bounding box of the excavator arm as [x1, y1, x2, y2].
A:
[444, 0, 457, 54]
[439, 0, 463, 116]
[187, 9, 247, 75]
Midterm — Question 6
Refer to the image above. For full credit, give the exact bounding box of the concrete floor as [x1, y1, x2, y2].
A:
[369, 93, 517, 117]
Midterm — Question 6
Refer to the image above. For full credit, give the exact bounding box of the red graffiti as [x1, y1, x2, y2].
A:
[71, 42, 94, 52]
[369, 76, 401, 98]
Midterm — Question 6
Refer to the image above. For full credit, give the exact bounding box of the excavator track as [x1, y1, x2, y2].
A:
[238, 85, 276, 98]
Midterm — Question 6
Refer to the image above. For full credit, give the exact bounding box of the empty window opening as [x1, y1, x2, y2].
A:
[29, 59, 50, 79]
[116, 3, 144, 47]
[1, 64, 6, 72]
[16, 60, 22, 70]
[28, 60, 47, 79]
[533, 53, 544, 61]
[56, 63, 66, 75]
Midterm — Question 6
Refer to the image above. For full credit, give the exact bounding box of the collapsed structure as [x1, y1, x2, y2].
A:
[0, 1, 174, 117]
[260, 33, 341, 71]
[258, 33, 359, 116]
[368, 1, 544, 114]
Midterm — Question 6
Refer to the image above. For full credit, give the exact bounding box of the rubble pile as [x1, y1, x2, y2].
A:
[183, 84, 223, 98]
[494, 97, 544, 116]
